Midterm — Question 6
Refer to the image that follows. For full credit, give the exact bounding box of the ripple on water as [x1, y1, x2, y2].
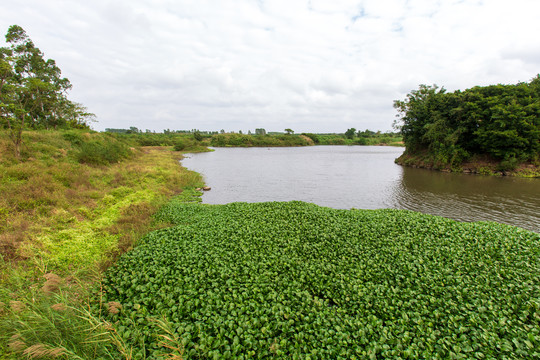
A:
[182, 147, 540, 233]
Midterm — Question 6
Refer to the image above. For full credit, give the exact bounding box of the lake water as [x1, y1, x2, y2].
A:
[181, 146, 540, 233]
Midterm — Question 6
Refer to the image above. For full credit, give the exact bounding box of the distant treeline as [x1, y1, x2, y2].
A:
[394, 76, 540, 169]
[106, 130, 403, 148]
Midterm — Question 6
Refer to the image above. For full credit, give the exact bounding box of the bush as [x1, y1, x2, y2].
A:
[355, 137, 368, 145]
[61, 131, 84, 146]
[301, 133, 320, 144]
[76, 139, 131, 165]
[173, 140, 187, 151]
[497, 156, 519, 172]
[329, 137, 346, 145]
[193, 131, 203, 142]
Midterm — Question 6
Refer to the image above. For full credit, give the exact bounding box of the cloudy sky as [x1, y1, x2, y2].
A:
[1, 0, 539, 133]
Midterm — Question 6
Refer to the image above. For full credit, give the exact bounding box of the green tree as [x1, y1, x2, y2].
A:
[0, 25, 91, 157]
[394, 77, 540, 165]
[284, 128, 294, 135]
[345, 128, 356, 139]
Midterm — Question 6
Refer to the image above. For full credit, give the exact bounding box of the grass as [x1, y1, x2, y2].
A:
[0, 130, 205, 359]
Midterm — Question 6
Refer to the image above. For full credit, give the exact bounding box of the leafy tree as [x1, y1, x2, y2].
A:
[345, 128, 356, 139]
[284, 128, 294, 135]
[394, 77, 540, 165]
[0, 25, 92, 157]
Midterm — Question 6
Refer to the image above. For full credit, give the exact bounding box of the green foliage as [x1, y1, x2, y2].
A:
[394, 76, 540, 164]
[496, 156, 520, 172]
[344, 127, 356, 139]
[101, 201, 540, 359]
[61, 130, 84, 146]
[0, 25, 93, 158]
[209, 133, 312, 147]
[315, 133, 402, 146]
[173, 139, 187, 151]
[76, 136, 132, 165]
[193, 131, 203, 142]
[300, 133, 320, 144]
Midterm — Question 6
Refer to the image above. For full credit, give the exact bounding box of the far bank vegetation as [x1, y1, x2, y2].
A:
[394, 76, 540, 176]
[107, 128, 403, 148]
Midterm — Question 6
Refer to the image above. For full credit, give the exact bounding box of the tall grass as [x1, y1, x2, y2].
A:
[0, 129, 205, 359]
[0, 276, 124, 359]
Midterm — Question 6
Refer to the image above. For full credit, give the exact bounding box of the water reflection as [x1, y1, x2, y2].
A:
[394, 167, 540, 232]
[182, 146, 539, 232]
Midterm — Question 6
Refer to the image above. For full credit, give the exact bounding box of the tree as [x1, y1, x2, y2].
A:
[394, 77, 540, 165]
[0, 25, 90, 158]
[284, 128, 294, 135]
[345, 128, 356, 139]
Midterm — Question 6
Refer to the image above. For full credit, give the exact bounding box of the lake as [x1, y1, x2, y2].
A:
[181, 146, 540, 233]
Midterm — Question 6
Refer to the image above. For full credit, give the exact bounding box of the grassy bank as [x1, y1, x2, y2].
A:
[0, 130, 205, 358]
[396, 150, 540, 178]
[100, 201, 540, 359]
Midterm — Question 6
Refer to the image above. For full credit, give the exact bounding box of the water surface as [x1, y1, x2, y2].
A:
[182, 146, 539, 232]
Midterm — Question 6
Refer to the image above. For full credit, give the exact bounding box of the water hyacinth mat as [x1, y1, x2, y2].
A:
[100, 200, 540, 359]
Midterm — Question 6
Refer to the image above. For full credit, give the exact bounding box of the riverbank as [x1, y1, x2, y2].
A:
[2, 132, 538, 358]
[108, 131, 404, 148]
[0, 130, 205, 358]
[210, 133, 404, 147]
[395, 151, 540, 178]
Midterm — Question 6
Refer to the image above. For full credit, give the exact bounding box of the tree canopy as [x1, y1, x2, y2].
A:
[394, 76, 540, 166]
[0, 25, 94, 156]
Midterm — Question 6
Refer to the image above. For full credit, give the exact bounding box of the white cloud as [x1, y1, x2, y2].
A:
[1, 0, 539, 133]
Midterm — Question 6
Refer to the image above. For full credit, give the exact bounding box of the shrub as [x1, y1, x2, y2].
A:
[355, 137, 368, 145]
[301, 133, 320, 144]
[173, 140, 187, 151]
[193, 131, 203, 142]
[76, 139, 131, 165]
[497, 156, 519, 172]
[329, 137, 346, 145]
[61, 131, 84, 146]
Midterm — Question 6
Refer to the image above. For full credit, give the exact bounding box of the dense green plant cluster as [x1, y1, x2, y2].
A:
[394, 76, 540, 167]
[103, 131, 402, 149]
[317, 133, 402, 146]
[108, 132, 210, 151]
[210, 133, 313, 147]
[101, 201, 540, 359]
[72, 134, 133, 165]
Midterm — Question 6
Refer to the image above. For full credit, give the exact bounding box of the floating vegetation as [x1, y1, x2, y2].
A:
[101, 201, 540, 359]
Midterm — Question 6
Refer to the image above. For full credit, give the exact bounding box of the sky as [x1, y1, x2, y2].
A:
[1, 0, 539, 133]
